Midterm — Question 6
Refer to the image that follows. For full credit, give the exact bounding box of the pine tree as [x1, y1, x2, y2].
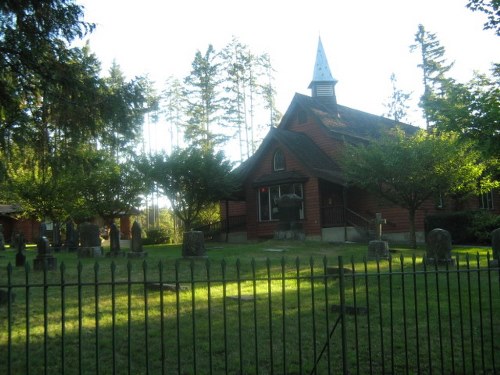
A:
[410, 24, 454, 130]
[383, 73, 412, 123]
[183, 45, 226, 150]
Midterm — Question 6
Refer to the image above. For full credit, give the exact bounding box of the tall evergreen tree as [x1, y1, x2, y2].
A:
[383, 73, 412, 123]
[183, 45, 225, 150]
[161, 76, 186, 152]
[410, 24, 454, 130]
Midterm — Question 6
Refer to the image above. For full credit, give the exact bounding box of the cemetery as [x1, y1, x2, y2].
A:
[0, 235, 498, 374]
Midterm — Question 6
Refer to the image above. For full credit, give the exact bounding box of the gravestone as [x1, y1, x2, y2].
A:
[52, 222, 62, 252]
[274, 194, 305, 240]
[78, 222, 102, 258]
[367, 213, 389, 259]
[128, 220, 146, 258]
[426, 228, 454, 265]
[39, 222, 47, 238]
[108, 223, 124, 257]
[33, 236, 57, 271]
[490, 228, 500, 267]
[65, 220, 78, 252]
[0, 224, 5, 251]
[15, 232, 26, 267]
[182, 231, 206, 258]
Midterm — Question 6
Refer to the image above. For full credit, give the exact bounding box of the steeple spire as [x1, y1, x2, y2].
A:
[308, 37, 338, 112]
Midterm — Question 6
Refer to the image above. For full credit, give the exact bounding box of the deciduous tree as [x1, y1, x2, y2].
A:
[341, 129, 496, 248]
[140, 147, 237, 231]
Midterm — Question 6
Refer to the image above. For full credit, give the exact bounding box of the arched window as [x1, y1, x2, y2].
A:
[273, 149, 285, 171]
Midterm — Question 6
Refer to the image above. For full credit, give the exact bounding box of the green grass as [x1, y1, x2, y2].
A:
[0, 240, 498, 374]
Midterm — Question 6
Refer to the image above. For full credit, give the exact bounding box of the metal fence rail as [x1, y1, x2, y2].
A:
[0, 255, 499, 374]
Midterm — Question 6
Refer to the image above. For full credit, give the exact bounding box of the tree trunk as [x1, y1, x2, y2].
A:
[408, 208, 417, 249]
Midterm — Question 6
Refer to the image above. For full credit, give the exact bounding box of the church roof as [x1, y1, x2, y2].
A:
[309, 37, 337, 87]
[282, 93, 419, 141]
[234, 127, 345, 188]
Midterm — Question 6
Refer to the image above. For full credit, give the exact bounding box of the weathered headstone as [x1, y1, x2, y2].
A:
[490, 228, 500, 267]
[182, 231, 206, 258]
[65, 220, 78, 252]
[78, 222, 102, 258]
[0, 224, 5, 251]
[108, 223, 123, 257]
[368, 213, 389, 259]
[39, 222, 47, 239]
[426, 228, 454, 265]
[274, 194, 305, 240]
[128, 220, 146, 258]
[52, 222, 62, 252]
[15, 232, 26, 267]
[33, 236, 57, 271]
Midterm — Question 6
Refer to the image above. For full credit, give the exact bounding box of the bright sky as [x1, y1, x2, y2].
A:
[77, 0, 498, 140]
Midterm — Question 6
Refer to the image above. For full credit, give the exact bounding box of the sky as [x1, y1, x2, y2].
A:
[76, 0, 498, 149]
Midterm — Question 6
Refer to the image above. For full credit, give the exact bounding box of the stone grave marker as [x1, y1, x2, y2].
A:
[33, 236, 57, 271]
[15, 232, 26, 267]
[78, 222, 102, 258]
[108, 223, 124, 257]
[52, 222, 62, 252]
[182, 231, 206, 258]
[367, 213, 390, 259]
[65, 220, 78, 252]
[128, 220, 147, 258]
[490, 228, 500, 267]
[426, 228, 454, 265]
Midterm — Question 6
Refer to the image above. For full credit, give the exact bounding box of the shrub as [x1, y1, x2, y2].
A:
[469, 211, 500, 244]
[143, 227, 170, 245]
[425, 210, 500, 244]
[424, 211, 475, 244]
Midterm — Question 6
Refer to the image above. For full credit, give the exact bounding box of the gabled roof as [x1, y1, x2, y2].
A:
[234, 127, 345, 187]
[280, 93, 419, 142]
[0, 204, 21, 216]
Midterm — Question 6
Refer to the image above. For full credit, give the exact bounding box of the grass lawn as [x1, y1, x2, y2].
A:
[0, 240, 498, 374]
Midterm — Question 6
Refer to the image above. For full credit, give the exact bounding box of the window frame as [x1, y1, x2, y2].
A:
[273, 149, 285, 172]
[258, 183, 304, 222]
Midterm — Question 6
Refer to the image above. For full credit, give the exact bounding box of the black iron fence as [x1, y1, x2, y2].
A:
[0, 254, 499, 374]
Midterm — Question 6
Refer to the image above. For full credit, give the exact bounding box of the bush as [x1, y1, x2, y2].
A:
[143, 227, 170, 245]
[424, 211, 475, 244]
[425, 210, 500, 245]
[469, 211, 500, 244]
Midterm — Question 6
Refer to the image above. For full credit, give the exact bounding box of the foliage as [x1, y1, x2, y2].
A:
[341, 129, 495, 248]
[467, 0, 500, 36]
[410, 24, 454, 129]
[0, 1, 157, 221]
[469, 210, 500, 243]
[164, 38, 280, 160]
[183, 44, 225, 149]
[143, 227, 170, 245]
[383, 73, 412, 122]
[138, 146, 238, 230]
[423, 64, 500, 161]
[425, 210, 500, 244]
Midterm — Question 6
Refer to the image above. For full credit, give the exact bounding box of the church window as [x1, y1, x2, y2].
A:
[273, 149, 285, 171]
[258, 183, 304, 222]
[480, 190, 494, 210]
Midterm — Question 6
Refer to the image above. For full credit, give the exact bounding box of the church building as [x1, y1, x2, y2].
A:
[221, 37, 499, 243]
